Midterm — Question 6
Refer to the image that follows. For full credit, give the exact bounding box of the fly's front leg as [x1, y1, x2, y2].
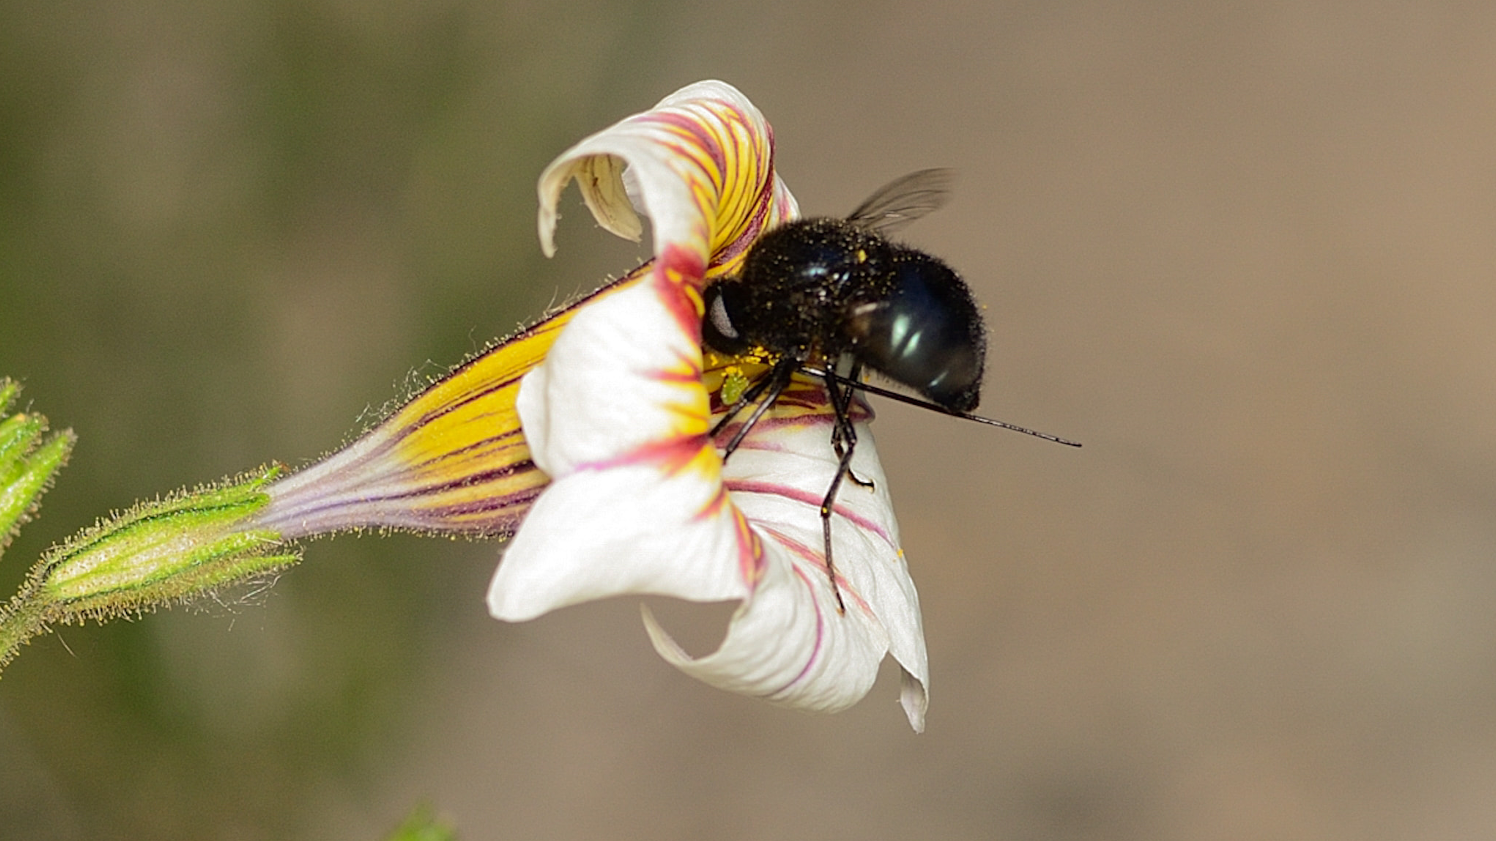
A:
[713, 358, 797, 461]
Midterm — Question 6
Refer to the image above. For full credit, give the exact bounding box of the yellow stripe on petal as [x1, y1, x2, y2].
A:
[258, 276, 637, 539]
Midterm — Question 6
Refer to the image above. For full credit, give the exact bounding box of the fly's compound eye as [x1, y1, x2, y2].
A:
[708, 287, 737, 340]
[702, 283, 752, 355]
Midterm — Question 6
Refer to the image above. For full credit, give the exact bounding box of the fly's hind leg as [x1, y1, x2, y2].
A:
[825, 363, 874, 490]
[819, 367, 873, 614]
[819, 429, 857, 615]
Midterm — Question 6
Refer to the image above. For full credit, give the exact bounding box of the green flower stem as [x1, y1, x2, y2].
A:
[0, 467, 299, 672]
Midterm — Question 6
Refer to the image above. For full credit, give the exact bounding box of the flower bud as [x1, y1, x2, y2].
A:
[0, 379, 75, 553]
[1, 468, 296, 669]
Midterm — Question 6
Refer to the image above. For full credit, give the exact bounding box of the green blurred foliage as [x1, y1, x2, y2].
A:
[383, 803, 457, 841]
[0, 1, 669, 837]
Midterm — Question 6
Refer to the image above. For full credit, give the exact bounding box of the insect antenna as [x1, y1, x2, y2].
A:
[806, 367, 1082, 448]
[711, 361, 1073, 617]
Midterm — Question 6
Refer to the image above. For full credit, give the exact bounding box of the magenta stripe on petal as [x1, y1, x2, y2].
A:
[724, 479, 895, 547]
[764, 563, 826, 700]
[758, 524, 873, 615]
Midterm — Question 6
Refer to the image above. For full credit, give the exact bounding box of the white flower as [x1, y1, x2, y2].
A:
[486, 81, 929, 730]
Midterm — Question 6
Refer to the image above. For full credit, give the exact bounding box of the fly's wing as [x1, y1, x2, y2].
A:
[844, 168, 955, 235]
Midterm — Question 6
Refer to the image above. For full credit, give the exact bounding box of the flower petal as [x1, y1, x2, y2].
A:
[644, 398, 930, 729]
[487, 274, 757, 619]
[486, 460, 752, 620]
[513, 271, 707, 475]
[496, 79, 929, 730]
[640, 548, 887, 713]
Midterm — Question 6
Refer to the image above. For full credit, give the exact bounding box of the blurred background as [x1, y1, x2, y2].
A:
[4, 1, 1496, 838]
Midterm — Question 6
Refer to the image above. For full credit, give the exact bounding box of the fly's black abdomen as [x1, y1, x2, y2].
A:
[844, 251, 986, 412]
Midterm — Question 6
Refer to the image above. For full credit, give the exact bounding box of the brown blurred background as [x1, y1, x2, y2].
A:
[5, 1, 1496, 839]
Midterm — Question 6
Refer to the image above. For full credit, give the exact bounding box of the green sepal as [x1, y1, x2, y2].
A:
[0, 466, 300, 672]
[37, 466, 294, 608]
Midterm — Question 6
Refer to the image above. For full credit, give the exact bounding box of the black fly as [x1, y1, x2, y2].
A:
[701, 170, 1078, 610]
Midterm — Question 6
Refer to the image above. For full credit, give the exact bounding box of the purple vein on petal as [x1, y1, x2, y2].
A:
[759, 524, 874, 614]
[764, 563, 827, 700]
[724, 480, 895, 547]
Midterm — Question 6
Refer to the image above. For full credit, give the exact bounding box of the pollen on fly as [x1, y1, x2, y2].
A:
[701, 169, 1079, 612]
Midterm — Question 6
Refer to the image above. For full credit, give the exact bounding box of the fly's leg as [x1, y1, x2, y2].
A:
[826, 363, 874, 490]
[820, 435, 856, 615]
[713, 357, 797, 461]
[716, 359, 855, 614]
[710, 362, 778, 442]
[819, 368, 866, 614]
